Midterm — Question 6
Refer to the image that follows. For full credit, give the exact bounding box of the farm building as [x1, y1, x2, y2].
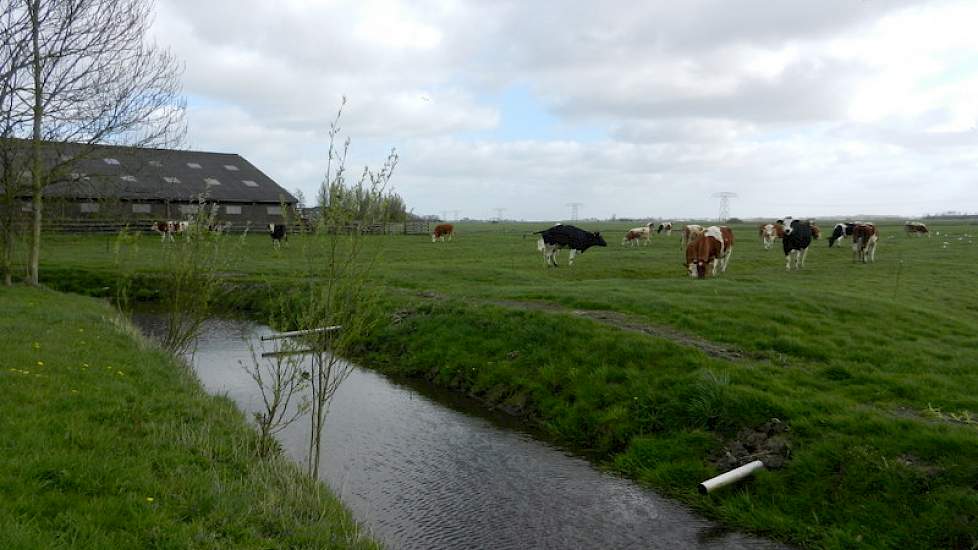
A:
[1, 140, 297, 228]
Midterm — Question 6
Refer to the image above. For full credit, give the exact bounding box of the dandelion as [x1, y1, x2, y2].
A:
[82, 363, 89, 368]
[146, 497, 154, 503]
[70, 389, 79, 394]
[32, 342, 40, 350]
[36, 361, 44, 367]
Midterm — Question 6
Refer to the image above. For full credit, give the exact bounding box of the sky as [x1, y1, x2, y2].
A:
[150, 0, 978, 221]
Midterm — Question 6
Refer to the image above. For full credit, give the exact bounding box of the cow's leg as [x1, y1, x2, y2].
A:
[722, 249, 732, 272]
[800, 247, 809, 268]
[785, 252, 791, 271]
[568, 249, 577, 266]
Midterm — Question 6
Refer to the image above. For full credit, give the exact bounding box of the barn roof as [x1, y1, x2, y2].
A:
[2, 140, 297, 204]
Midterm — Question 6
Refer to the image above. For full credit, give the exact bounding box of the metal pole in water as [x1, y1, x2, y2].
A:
[260, 326, 342, 341]
[698, 460, 765, 494]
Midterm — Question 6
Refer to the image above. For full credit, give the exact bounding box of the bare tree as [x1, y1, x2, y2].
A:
[1, 0, 185, 285]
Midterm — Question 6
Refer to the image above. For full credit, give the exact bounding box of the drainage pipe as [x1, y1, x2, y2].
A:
[698, 460, 765, 494]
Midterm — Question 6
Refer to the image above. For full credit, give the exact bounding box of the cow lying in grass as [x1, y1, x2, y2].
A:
[535, 224, 607, 267]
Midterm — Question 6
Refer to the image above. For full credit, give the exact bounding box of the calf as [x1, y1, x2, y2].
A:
[782, 218, 813, 270]
[685, 225, 734, 278]
[534, 224, 607, 267]
[852, 223, 879, 263]
[268, 223, 287, 247]
[622, 223, 653, 246]
[759, 223, 779, 250]
[656, 222, 673, 236]
[904, 222, 929, 237]
[432, 223, 455, 242]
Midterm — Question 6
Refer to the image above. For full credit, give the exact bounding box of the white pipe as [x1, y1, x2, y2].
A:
[698, 460, 765, 494]
[260, 325, 342, 341]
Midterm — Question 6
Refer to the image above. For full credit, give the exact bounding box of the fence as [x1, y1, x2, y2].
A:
[17, 218, 431, 236]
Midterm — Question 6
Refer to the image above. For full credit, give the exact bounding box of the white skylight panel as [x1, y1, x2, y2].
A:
[104, 158, 120, 165]
[187, 162, 202, 169]
[242, 180, 259, 187]
[224, 164, 239, 171]
[204, 178, 221, 186]
[163, 176, 180, 183]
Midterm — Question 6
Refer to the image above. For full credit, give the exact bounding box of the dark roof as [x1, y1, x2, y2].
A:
[3, 140, 296, 204]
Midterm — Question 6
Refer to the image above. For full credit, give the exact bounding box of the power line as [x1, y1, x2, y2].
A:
[566, 202, 583, 221]
[712, 192, 738, 222]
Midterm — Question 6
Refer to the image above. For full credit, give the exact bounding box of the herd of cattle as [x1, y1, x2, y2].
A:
[517, 219, 929, 278]
[151, 220, 289, 247]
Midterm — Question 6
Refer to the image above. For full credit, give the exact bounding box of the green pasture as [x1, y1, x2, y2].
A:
[20, 220, 978, 548]
[0, 286, 377, 549]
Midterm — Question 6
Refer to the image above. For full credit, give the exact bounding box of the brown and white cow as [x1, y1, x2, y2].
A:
[152, 220, 188, 242]
[681, 224, 705, 256]
[622, 223, 653, 246]
[904, 222, 929, 237]
[852, 223, 879, 263]
[432, 223, 455, 242]
[685, 225, 734, 278]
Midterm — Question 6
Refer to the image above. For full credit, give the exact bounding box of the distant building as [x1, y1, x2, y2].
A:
[2, 140, 296, 227]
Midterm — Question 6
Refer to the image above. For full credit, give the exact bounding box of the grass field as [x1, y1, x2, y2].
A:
[22, 220, 978, 548]
[0, 286, 377, 549]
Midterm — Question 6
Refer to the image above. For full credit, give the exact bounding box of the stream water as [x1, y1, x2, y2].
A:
[134, 315, 784, 550]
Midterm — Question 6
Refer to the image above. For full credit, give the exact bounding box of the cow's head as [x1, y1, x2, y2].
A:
[781, 217, 795, 235]
[591, 232, 607, 247]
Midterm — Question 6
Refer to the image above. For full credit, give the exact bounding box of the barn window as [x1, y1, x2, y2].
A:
[103, 158, 120, 165]
[132, 203, 152, 213]
[225, 205, 242, 215]
[266, 206, 283, 215]
[242, 180, 259, 187]
[80, 202, 100, 213]
[179, 204, 199, 215]
[163, 176, 180, 184]
[204, 178, 221, 186]
[120, 175, 137, 182]
[187, 162, 202, 169]
[148, 160, 163, 167]
[224, 164, 239, 171]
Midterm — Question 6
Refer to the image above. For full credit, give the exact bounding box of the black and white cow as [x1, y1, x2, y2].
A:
[534, 223, 607, 267]
[828, 222, 857, 248]
[268, 223, 287, 247]
[782, 218, 813, 270]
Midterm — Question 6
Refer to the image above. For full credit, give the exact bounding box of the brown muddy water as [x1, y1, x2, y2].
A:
[134, 315, 786, 550]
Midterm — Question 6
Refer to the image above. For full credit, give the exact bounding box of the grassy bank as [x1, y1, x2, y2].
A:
[0, 286, 378, 549]
[24, 221, 978, 548]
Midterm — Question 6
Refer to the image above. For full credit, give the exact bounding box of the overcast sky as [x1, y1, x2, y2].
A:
[151, 0, 978, 221]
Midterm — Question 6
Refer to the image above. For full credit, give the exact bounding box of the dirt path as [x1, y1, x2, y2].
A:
[491, 299, 749, 362]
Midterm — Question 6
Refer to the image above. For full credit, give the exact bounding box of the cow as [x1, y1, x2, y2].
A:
[811, 223, 821, 240]
[432, 223, 455, 242]
[268, 223, 287, 247]
[828, 222, 860, 248]
[152, 220, 188, 242]
[759, 223, 778, 250]
[852, 223, 879, 263]
[681, 224, 705, 255]
[534, 224, 607, 267]
[904, 221, 929, 237]
[622, 223, 653, 246]
[685, 225, 734, 278]
[656, 222, 673, 236]
[782, 218, 813, 270]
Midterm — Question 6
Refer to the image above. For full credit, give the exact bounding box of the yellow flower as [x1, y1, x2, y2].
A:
[36, 361, 44, 367]
[32, 342, 40, 350]
[146, 497, 154, 503]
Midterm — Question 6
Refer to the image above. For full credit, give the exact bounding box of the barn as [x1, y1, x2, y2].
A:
[3, 140, 297, 228]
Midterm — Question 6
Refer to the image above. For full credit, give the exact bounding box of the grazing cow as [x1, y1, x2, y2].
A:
[152, 220, 188, 242]
[852, 223, 879, 263]
[685, 225, 734, 278]
[268, 223, 287, 247]
[811, 223, 821, 240]
[681, 224, 705, 256]
[534, 224, 607, 267]
[432, 223, 455, 242]
[828, 222, 862, 248]
[656, 222, 673, 236]
[904, 222, 929, 237]
[782, 218, 813, 270]
[622, 223, 654, 246]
